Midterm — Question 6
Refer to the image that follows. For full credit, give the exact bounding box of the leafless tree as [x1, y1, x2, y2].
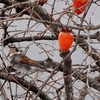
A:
[0, 0, 100, 100]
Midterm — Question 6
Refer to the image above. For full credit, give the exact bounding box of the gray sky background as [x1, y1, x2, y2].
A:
[0, 0, 100, 99]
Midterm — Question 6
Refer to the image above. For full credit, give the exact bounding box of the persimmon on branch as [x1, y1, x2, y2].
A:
[0, 0, 100, 72]
[1, 0, 100, 41]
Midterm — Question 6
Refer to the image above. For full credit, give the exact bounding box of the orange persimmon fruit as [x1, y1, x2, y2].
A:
[72, 0, 88, 14]
[58, 30, 74, 52]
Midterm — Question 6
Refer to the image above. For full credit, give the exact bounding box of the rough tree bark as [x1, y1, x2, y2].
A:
[60, 50, 73, 100]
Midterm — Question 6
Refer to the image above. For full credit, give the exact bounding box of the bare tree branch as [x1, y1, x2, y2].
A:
[60, 50, 73, 100]
[0, 72, 52, 100]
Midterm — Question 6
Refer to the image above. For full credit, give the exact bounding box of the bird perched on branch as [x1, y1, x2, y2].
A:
[8, 46, 51, 74]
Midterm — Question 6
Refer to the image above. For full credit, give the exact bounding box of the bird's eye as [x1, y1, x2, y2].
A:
[15, 48, 19, 52]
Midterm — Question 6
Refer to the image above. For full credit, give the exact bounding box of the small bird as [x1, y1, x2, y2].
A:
[8, 46, 50, 74]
